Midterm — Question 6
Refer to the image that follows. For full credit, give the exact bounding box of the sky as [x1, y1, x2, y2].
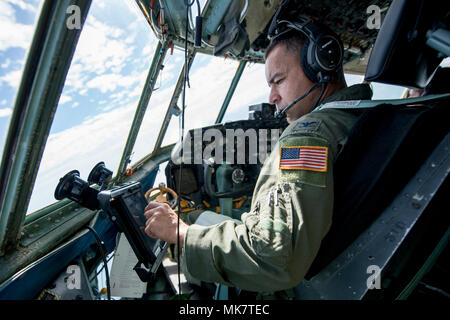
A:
[1, 0, 439, 214]
[0, 0, 270, 213]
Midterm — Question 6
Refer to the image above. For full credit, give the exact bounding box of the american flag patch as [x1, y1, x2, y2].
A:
[279, 146, 328, 172]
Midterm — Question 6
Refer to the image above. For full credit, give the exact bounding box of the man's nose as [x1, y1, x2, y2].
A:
[269, 87, 281, 105]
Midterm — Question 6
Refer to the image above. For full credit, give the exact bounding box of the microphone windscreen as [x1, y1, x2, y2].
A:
[194, 16, 203, 48]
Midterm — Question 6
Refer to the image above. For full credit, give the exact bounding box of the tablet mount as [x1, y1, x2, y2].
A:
[55, 162, 168, 283]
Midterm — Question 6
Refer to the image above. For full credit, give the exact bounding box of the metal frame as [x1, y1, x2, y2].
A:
[0, 0, 446, 302]
[152, 48, 197, 152]
[0, 210, 110, 298]
[0, 0, 92, 256]
[0, 205, 97, 288]
[3, 0, 250, 227]
[294, 132, 450, 300]
[215, 60, 247, 124]
[0, 0, 249, 284]
[396, 228, 449, 299]
[116, 40, 169, 183]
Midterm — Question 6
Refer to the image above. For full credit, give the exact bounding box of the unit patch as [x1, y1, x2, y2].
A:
[279, 146, 328, 172]
[278, 136, 330, 187]
[298, 121, 317, 128]
[293, 119, 321, 132]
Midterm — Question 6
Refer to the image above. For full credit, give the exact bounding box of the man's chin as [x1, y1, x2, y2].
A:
[276, 107, 290, 122]
[285, 112, 294, 124]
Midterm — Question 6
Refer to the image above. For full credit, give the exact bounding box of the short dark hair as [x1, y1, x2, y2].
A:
[264, 30, 306, 64]
[264, 28, 345, 84]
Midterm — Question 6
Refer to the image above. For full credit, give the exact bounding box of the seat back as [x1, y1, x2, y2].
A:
[305, 97, 450, 279]
[364, 0, 449, 88]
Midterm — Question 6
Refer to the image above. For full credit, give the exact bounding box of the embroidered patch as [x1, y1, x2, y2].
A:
[298, 121, 317, 128]
[279, 146, 328, 172]
[293, 119, 321, 133]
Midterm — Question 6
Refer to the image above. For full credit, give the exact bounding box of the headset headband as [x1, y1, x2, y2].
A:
[267, 14, 344, 83]
[269, 17, 316, 41]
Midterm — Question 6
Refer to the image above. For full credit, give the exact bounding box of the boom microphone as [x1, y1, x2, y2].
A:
[275, 82, 323, 118]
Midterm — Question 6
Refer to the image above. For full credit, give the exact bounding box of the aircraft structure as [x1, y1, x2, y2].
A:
[0, 0, 448, 301]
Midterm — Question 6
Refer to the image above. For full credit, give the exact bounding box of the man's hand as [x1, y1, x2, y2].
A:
[144, 201, 188, 248]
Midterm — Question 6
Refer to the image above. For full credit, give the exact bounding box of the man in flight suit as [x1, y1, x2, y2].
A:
[143, 16, 373, 294]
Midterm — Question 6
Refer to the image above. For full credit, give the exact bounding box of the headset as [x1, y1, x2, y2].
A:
[267, 1, 344, 117]
[268, 17, 344, 84]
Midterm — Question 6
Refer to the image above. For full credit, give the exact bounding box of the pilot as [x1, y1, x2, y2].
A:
[143, 14, 373, 297]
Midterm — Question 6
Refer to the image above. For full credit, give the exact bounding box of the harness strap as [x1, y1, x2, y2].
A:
[315, 93, 450, 111]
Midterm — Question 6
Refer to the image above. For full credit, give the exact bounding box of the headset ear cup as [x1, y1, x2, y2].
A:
[301, 38, 319, 83]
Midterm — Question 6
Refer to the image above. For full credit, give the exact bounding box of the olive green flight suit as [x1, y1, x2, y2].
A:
[182, 84, 373, 293]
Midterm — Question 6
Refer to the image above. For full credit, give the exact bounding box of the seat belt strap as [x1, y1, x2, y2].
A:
[315, 93, 450, 111]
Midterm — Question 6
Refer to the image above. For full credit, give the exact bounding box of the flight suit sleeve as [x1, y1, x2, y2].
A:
[182, 126, 336, 292]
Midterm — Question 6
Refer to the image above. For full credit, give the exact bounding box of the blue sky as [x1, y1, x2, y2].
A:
[0, 0, 268, 213]
[1, 0, 435, 214]
[0, 0, 40, 150]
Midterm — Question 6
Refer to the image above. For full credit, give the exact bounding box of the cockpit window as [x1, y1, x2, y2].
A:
[0, 0, 43, 157]
[160, 54, 240, 148]
[26, 0, 156, 214]
[345, 74, 405, 99]
[220, 62, 268, 123]
[220, 67, 408, 124]
[129, 48, 186, 165]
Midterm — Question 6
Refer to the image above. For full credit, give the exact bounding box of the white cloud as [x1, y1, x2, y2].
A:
[183, 56, 241, 128]
[0, 1, 36, 51]
[59, 94, 72, 105]
[124, 0, 148, 23]
[0, 69, 22, 88]
[25, 0, 271, 213]
[64, 63, 89, 91]
[134, 56, 269, 153]
[130, 84, 181, 163]
[96, 1, 106, 9]
[26, 54, 269, 212]
[0, 21, 33, 51]
[23, 0, 161, 213]
[142, 44, 152, 55]
[62, 9, 158, 102]
[85, 73, 139, 93]
[226, 62, 268, 113]
[102, 105, 115, 112]
[0, 107, 12, 117]
[72, 16, 135, 76]
[1, 58, 11, 69]
[41, 104, 134, 172]
[28, 102, 138, 213]
[5, 0, 38, 12]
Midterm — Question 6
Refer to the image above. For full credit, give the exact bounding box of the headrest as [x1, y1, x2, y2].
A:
[423, 67, 450, 95]
[365, 0, 449, 89]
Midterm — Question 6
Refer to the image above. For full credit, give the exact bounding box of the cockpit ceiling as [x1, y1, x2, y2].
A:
[136, 0, 393, 75]
[269, 0, 394, 74]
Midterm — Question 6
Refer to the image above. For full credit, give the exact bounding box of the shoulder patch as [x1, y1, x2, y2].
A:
[295, 120, 319, 129]
[279, 146, 328, 172]
[278, 136, 330, 187]
[292, 119, 322, 133]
